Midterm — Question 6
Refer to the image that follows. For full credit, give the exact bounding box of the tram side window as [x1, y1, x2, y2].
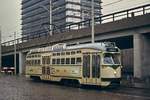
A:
[61, 58, 65, 64]
[46, 57, 49, 64]
[28, 60, 31, 66]
[61, 52, 65, 55]
[92, 55, 100, 78]
[66, 58, 70, 64]
[71, 58, 75, 64]
[77, 51, 81, 54]
[76, 57, 81, 64]
[57, 53, 60, 56]
[37, 60, 40, 65]
[35, 60, 37, 65]
[66, 52, 70, 55]
[31, 60, 33, 65]
[53, 53, 56, 56]
[71, 51, 75, 55]
[42, 57, 45, 64]
[56, 59, 60, 64]
[33, 60, 36, 65]
[32, 55, 34, 58]
[47, 57, 51, 64]
[26, 60, 29, 65]
[35, 60, 40, 65]
[52, 59, 56, 64]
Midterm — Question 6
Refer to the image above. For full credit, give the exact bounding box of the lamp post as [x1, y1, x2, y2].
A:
[14, 32, 16, 75]
[40, 0, 52, 36]
[91, 0, 95, 43]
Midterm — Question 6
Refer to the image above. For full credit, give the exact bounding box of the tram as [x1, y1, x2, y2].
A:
[26, 42, 122, 87]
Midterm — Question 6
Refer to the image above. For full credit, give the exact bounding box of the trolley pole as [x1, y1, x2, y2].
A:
[91, 0, 95, 43]
[0, 26, 2, 70]
[14, 32, 17, 75]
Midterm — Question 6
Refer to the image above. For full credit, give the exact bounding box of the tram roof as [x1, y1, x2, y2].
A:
[28, 42, 116, 53]
[66, 43, 107, 50]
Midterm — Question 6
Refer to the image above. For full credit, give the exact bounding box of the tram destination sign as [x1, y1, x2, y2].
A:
[106, 48, 118, 52]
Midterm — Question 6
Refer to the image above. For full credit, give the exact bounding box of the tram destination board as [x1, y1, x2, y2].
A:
[106, 48, 118, 52]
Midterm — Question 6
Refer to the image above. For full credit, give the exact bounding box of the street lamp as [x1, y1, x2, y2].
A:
[39, 1, 52, 36]
[14, 32, 17, 75]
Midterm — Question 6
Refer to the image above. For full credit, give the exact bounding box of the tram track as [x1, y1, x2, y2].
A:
[103, 86, 150, 99]
[28, 76, 150, 98]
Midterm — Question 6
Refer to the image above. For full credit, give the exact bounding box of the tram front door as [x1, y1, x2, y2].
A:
[82, 53, 101, 85]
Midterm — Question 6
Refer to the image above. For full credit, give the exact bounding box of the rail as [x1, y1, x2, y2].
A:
[2, 4, 150, 47]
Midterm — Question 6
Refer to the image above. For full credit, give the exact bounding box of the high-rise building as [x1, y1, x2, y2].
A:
[21, 0, 102, 37]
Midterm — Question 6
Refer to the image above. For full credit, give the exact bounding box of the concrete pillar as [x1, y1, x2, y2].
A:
[134, 33, 150, 79]
[133, 34, 143, 78]
[19, 52, 26, 74]
[142, 34, 150, 78]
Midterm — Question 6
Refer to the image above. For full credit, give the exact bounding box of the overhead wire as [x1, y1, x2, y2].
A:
[102, 0, 124, 7]
[102, 0, 150, 7]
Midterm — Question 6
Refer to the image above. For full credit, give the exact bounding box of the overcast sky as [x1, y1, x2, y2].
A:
[0, 0, 149, 42]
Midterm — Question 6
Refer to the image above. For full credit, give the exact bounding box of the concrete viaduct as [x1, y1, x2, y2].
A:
[1, 4, 150, 79]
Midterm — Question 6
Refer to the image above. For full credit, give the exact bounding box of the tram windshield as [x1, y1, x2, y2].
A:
[103, 53, 120, 65]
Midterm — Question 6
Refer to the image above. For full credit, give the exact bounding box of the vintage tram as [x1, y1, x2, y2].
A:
[26, 42, 122, 87]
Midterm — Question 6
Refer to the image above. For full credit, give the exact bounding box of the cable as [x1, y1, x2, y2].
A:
[102, 0, 124, 7]
[102, 0, 150, 7]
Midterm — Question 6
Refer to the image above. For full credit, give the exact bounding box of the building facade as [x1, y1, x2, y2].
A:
[21, 0, 102, 37]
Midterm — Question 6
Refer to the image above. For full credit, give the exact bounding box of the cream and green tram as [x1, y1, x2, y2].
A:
[26, 43, 122, 87]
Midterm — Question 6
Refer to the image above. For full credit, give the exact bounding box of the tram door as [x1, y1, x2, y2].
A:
[83, 53, 101, 85]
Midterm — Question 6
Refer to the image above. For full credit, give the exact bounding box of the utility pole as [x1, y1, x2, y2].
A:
[0, 26, 2, 70]
[49, 0, 52, 36]
[91, 0, 95, 43]
[39, 0, 52, 36]
[14, 32, 16, 75]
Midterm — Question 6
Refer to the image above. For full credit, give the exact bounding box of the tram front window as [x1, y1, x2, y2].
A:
[103, 53, 120, 65]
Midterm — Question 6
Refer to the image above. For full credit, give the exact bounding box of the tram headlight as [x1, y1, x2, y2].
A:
[114, 71, 117, 74]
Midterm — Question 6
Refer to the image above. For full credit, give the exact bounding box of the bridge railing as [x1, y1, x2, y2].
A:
[2, 4, 150, 47]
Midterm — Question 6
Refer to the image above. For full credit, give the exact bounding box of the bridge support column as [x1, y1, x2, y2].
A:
[134, 34, 150, 79]
[134, 34, 142, 78]
[19, 52, 26, 75]
[142, 34, 150, 79]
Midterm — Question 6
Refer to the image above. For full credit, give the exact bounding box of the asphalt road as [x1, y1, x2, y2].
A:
[0, 75, 149, 100]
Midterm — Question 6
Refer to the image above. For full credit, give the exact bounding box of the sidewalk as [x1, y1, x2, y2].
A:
[121, 77, 150, 89]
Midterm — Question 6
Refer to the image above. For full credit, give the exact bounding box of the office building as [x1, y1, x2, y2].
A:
[21, 0, 102, 36]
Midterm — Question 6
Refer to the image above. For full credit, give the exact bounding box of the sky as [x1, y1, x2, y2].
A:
[0, 0, 149, 42]
[0, 0, 21, 42]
